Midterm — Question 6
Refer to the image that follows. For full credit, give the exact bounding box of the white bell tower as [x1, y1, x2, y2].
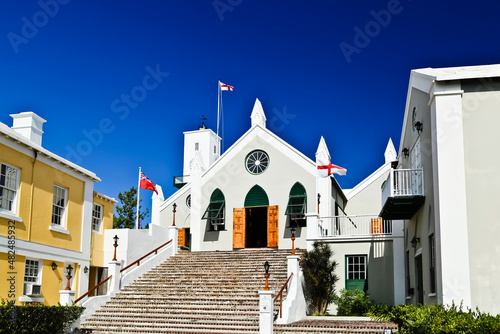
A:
[183, 121, 221, 178]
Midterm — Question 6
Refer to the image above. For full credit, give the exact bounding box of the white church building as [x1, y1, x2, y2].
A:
[151, 98, 406, 307]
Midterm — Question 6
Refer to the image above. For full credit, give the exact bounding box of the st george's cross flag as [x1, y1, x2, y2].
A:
[317, 156, 347, 178]
[220, 82, 234, 91]
[140, 172, 158, 194]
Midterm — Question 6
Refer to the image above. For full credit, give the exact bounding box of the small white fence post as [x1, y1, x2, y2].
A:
[108, 260, 122, 293]
[169, 226, 179, 256]
[259, 290, 275, 334]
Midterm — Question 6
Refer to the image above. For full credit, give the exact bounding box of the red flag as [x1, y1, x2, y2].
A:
[140, 172, 158, 194]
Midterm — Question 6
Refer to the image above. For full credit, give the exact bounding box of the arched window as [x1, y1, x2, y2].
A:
[244, 185, 269, 207]
[202, 189, 225, 231]
[285, 182, 307, 227]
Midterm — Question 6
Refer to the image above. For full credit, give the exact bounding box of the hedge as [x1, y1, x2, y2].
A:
[0, 300, 84, 334]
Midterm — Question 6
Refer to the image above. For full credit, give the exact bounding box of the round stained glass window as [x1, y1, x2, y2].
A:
[245, 150, 269, 175]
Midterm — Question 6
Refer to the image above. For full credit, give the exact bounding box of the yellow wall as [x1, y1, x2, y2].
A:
[90, 195, 115, 267]
[0, 143, 84, 251]
[0, 253, 25, 305]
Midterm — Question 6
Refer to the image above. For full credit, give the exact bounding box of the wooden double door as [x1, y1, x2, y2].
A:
[233, 206, 278, 249]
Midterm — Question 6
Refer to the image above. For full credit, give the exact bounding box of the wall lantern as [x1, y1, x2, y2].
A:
[411, 236, 420, 249]
[112, 235, 119, 261]
[402, 148, 409, 159]
[84, 266, 89, 274]
[172, 203, 177, 227]
[65, 264, 73, 290]
[263, 261, 271, 291]
[290, 226, 296, 256]
[414, 121, 423, 134]
[51, 262, 58, 271]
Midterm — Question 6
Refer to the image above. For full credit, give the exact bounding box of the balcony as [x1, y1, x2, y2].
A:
[380, 168, 425, 220]
[318, 215, 392, 238]
[173, 175, 189, 189]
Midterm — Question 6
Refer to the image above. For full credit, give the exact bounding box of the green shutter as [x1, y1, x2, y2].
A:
[244, 185, 269, 207]
[202, 189, 225, 220]
[285, 182, 307, 216]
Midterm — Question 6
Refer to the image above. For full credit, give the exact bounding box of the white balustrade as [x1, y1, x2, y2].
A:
[317, 215, 392, 237]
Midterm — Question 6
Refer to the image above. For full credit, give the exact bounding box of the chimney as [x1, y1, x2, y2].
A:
[10, 112, 47, 146]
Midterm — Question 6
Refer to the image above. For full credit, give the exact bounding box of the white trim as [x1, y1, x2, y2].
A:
[0, 122, 100, 182]
[0, 236, 90, 263]
[19, 296, 45, 303]
[49, 225, 70, 234]
[428, 293, 437, 298]
[0, 210, 23, 222]
[52, 184, 68, 228]
[345, 161, 391, 200]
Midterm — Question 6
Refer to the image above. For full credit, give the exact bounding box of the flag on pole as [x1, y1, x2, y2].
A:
[317, 157, 347, 178]
[140, 172, 158, 194]
[220, 82, 234, 91]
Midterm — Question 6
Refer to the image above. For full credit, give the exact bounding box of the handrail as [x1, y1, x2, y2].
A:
[273, 272, 294, 319]
[120, 239, 173, 273]
[75, 275, 112, 304]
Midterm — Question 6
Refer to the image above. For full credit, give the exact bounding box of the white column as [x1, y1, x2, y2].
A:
[59, 290, 75, 306]
[107, 261, 122, 293]
[276, 255, 306, 324]
[430, 83, 471, 308]
[392, 236, 405, 305]
[305, 213, 318, 251]
[190, 153, 203, 252]
[169, 226, 179, 256]
[259, 290, 275, 334]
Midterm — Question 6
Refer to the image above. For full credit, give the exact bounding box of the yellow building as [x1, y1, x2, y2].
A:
[0, 112, 115, 305]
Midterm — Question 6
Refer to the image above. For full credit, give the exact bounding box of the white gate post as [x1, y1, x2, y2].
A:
[259, 290, 275, 334]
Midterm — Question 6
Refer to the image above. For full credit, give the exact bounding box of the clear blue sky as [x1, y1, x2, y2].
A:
[1, 1, 499, 227]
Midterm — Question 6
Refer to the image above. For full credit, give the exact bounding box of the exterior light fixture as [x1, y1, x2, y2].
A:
[263, 261, 270, 291]
[290, 226, 296, 256]
[414, 121, 423, 134]
[172, 203, 177, 227]
[84, 266, 89, 274]
[65, 264, 73, 290]
[402, 148, 409, 159]
[410, 236, 420, 249]
[112, 235, 119, 261]
[51, 262, 58, 271]
[317, 193, 321, 214]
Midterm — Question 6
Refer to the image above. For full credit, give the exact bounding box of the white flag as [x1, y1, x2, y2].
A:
[220, 82, 234, 91]
[317, 156, 347, 178]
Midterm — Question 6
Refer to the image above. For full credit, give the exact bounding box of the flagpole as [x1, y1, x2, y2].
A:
[216, 80, 220, 140]
[136, 167, 141, 229]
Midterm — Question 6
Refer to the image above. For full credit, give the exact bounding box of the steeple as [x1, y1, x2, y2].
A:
[250, 98, 267, 128]
[315, 136, 331, 163]
[384, 138, 397, 164]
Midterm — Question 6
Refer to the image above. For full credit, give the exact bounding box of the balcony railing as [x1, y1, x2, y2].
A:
[382, 168, 424, 199]
[318, 215, 392, 237]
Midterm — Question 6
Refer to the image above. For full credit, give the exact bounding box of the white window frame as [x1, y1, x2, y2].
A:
[92, 203, 103, 233]
[0, 162, 20, 216]
[52, 184, 68, 228]
[23, 258, 42, 285]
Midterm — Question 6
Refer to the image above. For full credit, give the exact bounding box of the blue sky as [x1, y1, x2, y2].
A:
[2, 1, 500, 227]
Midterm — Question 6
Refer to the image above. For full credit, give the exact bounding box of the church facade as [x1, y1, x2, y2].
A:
[153, 98, 405, 307]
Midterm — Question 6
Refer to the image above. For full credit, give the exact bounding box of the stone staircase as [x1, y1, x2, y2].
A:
[81, 249, 397, 334]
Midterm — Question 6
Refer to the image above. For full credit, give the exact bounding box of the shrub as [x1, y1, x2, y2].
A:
[334, 288, 373, 316]
[0, 299, 84, 334]
[301, 242, 339, 315]
[367, 303, 500, 333]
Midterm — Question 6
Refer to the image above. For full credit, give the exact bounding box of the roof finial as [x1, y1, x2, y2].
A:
[200, 115, 207, 130]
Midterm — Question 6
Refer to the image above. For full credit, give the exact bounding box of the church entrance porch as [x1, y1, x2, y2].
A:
[233, 206, 278, 249]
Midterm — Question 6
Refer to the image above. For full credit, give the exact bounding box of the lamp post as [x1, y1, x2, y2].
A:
[317, 193, 321, 214]
[65, 264, 73, 290]
[290, 226, 296, 256]
[112, 235, 119, 261]
[263, 261, 270, 291]
[172, 203, 177, 227]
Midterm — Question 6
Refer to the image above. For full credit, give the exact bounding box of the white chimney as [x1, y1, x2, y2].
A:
[10, 112, 47, 146]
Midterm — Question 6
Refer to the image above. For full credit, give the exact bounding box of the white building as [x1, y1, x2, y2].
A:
[380, 64, 500, 315]
[152, 98, 406, 306]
